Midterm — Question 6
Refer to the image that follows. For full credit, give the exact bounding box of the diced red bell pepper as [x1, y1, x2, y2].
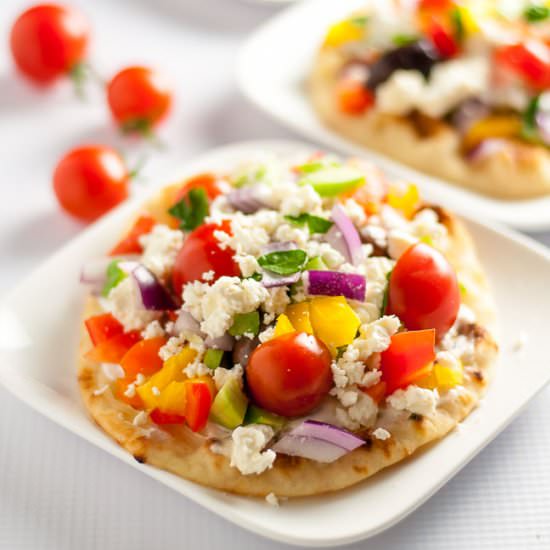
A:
[380, 329, 436, 395]
[494, 43, 550, 90]
[336, 78, 375, 115]
[114, 376, 144, 409]
[150, 409, 186, 425]
[109, 214, 156, 256]
[184, 380, 214, 432]
[418, 0, 454, 11]
[84, 331, 141, 364]
[427, 19, 459, 58]
[361, 381, 387, 404]
[85, 313, 124, 346]
[120, 337, 166, 379]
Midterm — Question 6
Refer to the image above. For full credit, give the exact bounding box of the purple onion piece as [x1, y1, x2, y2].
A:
[131, 264, 177, 311]
[536, 111, 550, 146]
[465, 139, 507, 162]
[205, 333, 235, 352]
[174, 310, 201, 335]
[227, 186, 266, 214]
[306, 270, 366, 302]
[331, 204, 363, 265]
[450, 97, 490, 134]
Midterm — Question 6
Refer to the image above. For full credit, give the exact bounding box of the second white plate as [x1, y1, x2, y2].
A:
[238, 0, 550, 231]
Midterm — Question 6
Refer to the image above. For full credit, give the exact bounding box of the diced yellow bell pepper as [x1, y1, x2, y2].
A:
[273, 313, 296, 338]
[324, 19, 364, 48]
[386, 182, 420, 220]
[462, 115, 522, 151]
[416, 366, 437, 390]
[156, 381, 188, 415]
[137, 346, 196, 409]
[417, 361, 463, 390]
[285, 302, 313, 334]
[309, 296, 360, 355]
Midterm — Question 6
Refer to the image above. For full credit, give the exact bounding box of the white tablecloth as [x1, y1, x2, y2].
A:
[0, 1, 549, 548]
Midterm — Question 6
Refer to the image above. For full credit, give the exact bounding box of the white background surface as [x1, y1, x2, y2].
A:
[0, 1, 549, 549]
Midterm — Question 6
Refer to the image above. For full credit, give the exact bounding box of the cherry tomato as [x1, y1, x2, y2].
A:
[387, 243, 460, 338]
[109, 215, 156, 256]
[85, 313, 124, 346]
[246, 332, 333, 417]
[10, 4, 89, 84]
[84, 331, 141, 364]
[120, 337, 166, 380]
[107, 66, 172, 131]
[336, 78, 375, 115]
[494, 42, 550, 90]
[172, 221, 240, 295]
[173, 173, 224, 204]
[53, 145, 129, 222]
[380, 329, 436, 395]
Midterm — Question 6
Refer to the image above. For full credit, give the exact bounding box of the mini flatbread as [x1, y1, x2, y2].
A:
[78, 186, 497, 497]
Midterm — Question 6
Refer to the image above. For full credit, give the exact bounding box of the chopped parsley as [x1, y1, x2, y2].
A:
[392, 34, 419, 47]
[284, 213, 333, 234]
[257, 249, 308, 275]
[450, 8, 464, 42]
[102, 260, 127, 297]
[524, 5, 550, 22]
[381, 269, 393, 314]
[168, 187, 209, 231]
[521, 95, 541, 143]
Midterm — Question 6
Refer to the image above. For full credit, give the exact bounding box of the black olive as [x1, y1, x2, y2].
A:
[366, 40, 440, 90]
[232, 337, 259, 368]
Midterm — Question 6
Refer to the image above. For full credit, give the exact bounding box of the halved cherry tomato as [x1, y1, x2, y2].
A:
[53, 146, 129, 222]
[109, 215, 156, 256]
[173, 173, 224, 205]
[10, 4, 89, 84]
[107, 66, 172, 132]
[387, 243, 460, 339]
[185, 381, 214, 432]
[84, 331, 141, 364]
[494, 42, 550, 90]
[380, 330, 436, 395]
[426, 19, 459, 58]
[150, 409, 185, 425]
[172, 220, 240, 295]
[336, 79, 375, 115]
[85, 313, 124, 346]
[361, 381, 387, 404]
[246, 332, 333, 417]
[120, 337, 166, 379]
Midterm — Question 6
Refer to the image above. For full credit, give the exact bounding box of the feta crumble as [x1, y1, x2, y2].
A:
[230, 425, 276, 475]
[141, 320, 165, 339]
[139, 224, 183, 279]
[387, 386, 439, 416]
[265, 493, 280, 507]
[372, 427, 391, 441]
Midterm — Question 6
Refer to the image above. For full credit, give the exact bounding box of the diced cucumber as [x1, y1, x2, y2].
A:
[305, 256, 328, 271]
[229, 311, 260, 337]
[244, 404, 286, 430]
[204, 349, 224, 370]
[299, 166, 364, 197]
[209, 377, 248, 429]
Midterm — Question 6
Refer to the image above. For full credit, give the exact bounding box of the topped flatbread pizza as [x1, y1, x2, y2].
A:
[310, 0, 550, 199]
[78, 149, 497, 499]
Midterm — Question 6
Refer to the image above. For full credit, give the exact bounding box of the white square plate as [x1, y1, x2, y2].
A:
[237, 0, 550, 232]
[1, 140, 549, 547]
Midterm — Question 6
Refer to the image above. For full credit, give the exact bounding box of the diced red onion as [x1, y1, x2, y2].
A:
[465, 139, 507, 162]
[272, 420, 364, 463]
[305, 270, 366, 302]
[131, 264, 177, 311]
[450, 98, 489, 134]
[536, 111, 550, 146]
[261, 271, 301, 288]
[174, 310, 202, 335]
[330, 204, 363, 265]
[227, 186, 266, 214]
[205, 333, 235, 352]
[232, 336, 258, 366]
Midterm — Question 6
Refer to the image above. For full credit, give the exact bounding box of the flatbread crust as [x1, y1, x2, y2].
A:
[309, 48, 550, 200]
[78, 188, 498, 498]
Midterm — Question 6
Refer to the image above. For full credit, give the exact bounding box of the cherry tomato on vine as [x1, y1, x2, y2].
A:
[246, 332, 333, 417]
[107, 66, 172, 133]
[10, 4, 89, 84]
[172, 221, 240, 295]
[53, 145, 129, 222]
[387, 243, 460, 339]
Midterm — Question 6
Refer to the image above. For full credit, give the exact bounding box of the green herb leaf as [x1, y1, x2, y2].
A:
[524, 5, 550, 22]
[257, 249, 308, 275]
[521, 95, 541, 142]
[350, 15, 368, 27]
[247, 272, 263, 282]
[284, 213, 333, 234]
[168, 187, 209, 231]
[450, 7, 464, 42]
[381, 269, 393, 314]
[102, 260, 127, 297]
[204, 349, 224, 370]
[229, 311, 260, 337]
[392, 33, 419, 46]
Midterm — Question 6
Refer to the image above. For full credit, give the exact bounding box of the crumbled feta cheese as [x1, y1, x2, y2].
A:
[335, 393, 378, 431]
[124, 384, 136, 398]
[101, 363, 124, 381]
[213, 364, 244, 391]
[230, 425, 276, 475]
[305, 241, 345, 269]
[183, 357, 211, 378]
[93, 384, 109, 396]
[388, 386, 439, 416]
[263, 287, 291, 315]
[411, 209, 448, 251]
[274, 223, 309, 248]
[342, 198, 367, 227]
[106, 277, 159, 331]
[139, 224, 183, 279]
[141, 320, 165, 339]
[372, 427, 391, 441]
[279, 184, 322, 216]
[202, 270, 215, 282]
[215, 212, 272, 256]
[151, 386, 160, 397]
[258, 326, 275, 343]
[387, 229, 418, 260]
[377, 57, 490, 118]
[182, 276, 269, 339]
[132, 410, 149, 427]
[265, 492, 280, 507]
[235, 254, 259, 278]
[159, 335, 186, 361]
[435, 350, 461, 371]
